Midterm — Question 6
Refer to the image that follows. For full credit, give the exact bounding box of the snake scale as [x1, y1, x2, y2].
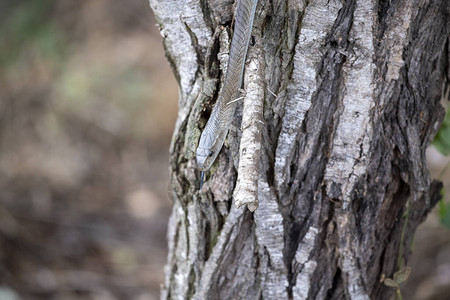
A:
[196, 0, 259, 186]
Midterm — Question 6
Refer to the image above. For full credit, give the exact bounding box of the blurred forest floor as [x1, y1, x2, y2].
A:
[0, 1, 448, 300]
[0, 0, 176, 299]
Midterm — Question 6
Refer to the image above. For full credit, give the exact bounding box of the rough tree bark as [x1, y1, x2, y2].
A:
[149, 0, 449, 299]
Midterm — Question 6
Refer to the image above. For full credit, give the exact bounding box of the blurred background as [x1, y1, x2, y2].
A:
[0, 0, 176, 299]
[0, 1, 448, 299]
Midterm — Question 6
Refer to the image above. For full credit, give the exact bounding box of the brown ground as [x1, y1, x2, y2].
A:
[0, 1, 448, 299]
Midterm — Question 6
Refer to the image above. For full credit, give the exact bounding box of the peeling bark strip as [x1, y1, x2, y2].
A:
[150, 0, 449, 299]
[254, 180, 289, 298]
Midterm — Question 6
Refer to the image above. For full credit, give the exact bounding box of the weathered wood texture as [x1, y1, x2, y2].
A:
[149, 0, 449, 299]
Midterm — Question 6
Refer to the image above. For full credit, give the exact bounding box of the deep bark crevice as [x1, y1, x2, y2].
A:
[376, 0, 391, 38]
[327, 267, 344, 300]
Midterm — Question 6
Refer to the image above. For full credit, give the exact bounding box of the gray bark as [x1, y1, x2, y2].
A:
[149, 0, 449, 299]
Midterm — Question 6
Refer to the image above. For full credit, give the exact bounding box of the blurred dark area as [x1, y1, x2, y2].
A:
[0, 1, 448, 300]
[0, 0, 176, 299]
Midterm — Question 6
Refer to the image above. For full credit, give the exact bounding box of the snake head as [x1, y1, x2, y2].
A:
[196, 100, 231, 171]
[196, 124, 228, 171]
[196, 131, 217, 171]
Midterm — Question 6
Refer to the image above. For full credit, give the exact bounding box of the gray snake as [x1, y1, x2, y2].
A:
[196, 0, 259, 186]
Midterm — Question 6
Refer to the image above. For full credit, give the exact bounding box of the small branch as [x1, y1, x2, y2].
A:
[233, 44, 265, 212]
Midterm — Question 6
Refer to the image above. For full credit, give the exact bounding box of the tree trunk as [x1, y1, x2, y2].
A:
[149, 0, 448, 299]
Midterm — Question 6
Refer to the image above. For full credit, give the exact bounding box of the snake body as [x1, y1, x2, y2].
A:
[196, 0, 258, 176]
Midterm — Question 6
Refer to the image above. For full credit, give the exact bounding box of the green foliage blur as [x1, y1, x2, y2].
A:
[433, 106, 450, 156]
[438, 189, 450, 228]
[0, 0, 67, 69]
[433, 105, 450, 229]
